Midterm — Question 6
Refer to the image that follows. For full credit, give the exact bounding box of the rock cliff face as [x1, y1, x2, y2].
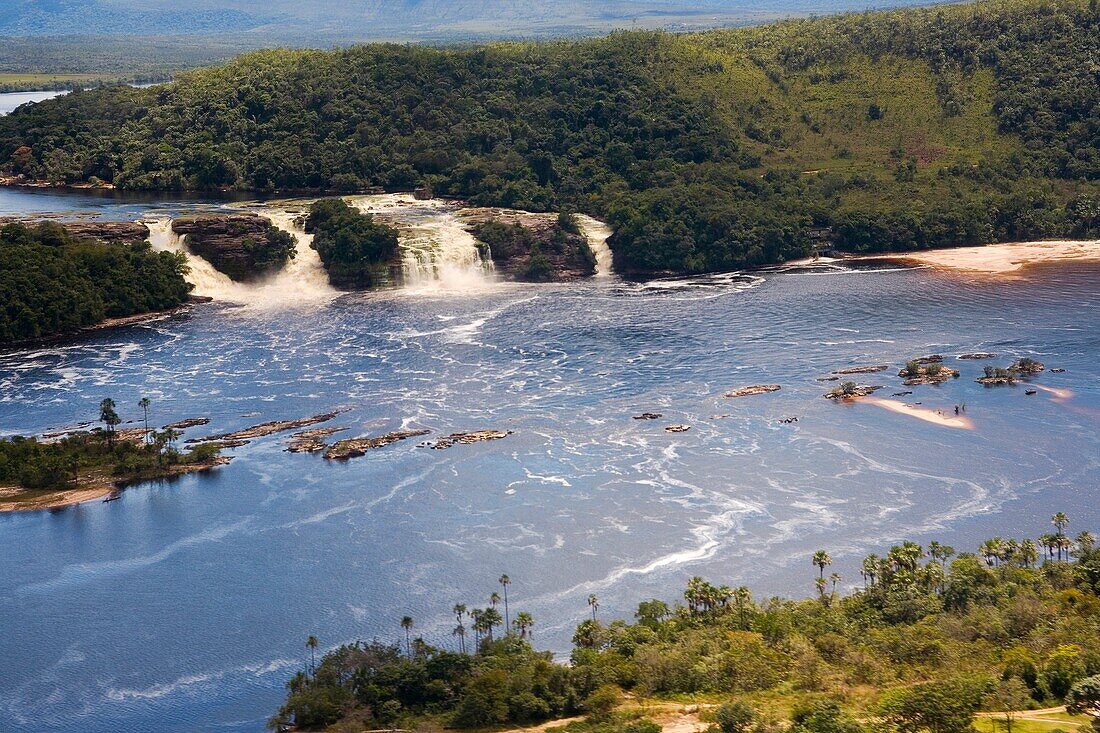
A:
[172, 214, 296, 281]
[461, 209, 595, 282]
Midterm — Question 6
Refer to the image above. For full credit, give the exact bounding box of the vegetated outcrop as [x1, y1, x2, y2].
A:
[464, 210, 595, 282]
[305, 199, 401, 289]
[825, 382, 883, 399]
[172, 214, 296, 281]
[1010, 357, 1045, 375]
[898, 361, 960, 385]
[977, 366, 1016, 386]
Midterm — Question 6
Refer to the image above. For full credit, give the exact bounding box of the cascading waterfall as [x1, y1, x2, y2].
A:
[575, 215, 614, 277]
[143, 210, 337, 308]
[347, 194, 495, 292]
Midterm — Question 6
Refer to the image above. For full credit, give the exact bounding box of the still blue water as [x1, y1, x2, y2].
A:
[1, 194, 1098, 732]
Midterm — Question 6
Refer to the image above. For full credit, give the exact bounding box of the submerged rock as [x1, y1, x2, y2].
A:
[172, 214, 296, 281]
[324, 429, 431, 459]
[429, 430, 513, 449]
[723, 384, 781, 397]
[958, 353, 997, 360]
[633, 413, 663, 420]
[1051, 368, 1067, 373]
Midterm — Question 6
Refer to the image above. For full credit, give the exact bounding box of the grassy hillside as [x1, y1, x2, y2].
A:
[1, 0, 1097, 274]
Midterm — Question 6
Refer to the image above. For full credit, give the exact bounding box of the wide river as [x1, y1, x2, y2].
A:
[1, 187, 1098, 733]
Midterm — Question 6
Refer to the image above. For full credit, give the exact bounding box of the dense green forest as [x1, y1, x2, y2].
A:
[1, 0, 1097, 274]
[0, 221, 192, 344]
[274, 518, 1100, 733]
[305, 199, 400, 288]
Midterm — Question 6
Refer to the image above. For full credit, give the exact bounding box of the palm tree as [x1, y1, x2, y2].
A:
[812, 550, 832, 579]
[513, 611, 534, 638]
[452, 624, 467, 653]
[306, 635, 318, 676]
[814, 576, 827, 602]
[400, 616, 414, 657]
[733, 586, 751, 629]
[482, 607, 503, 641]
[499, 574, 511, 632]
[829, 572, 842, 597]
[470, 609, 484, 650]
[1053, 512, 1070, 537]
[138, 397, 152, 443]
[929, 542, 955, 572]
[99, 398, 120, 448]
[861, 554, 880, 588]
[1020, 539, 1038, 568]
[587, 593, 600, 621]
[1076, 531, 1096, 557]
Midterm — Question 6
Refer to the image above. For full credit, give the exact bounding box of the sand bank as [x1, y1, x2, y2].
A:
[865, 240, 1100, 274]
[862, 397, 974, 429]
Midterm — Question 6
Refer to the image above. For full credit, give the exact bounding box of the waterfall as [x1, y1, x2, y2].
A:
[575, 215, 614, 277]
[347, 194, 495, 292]
[143, 212, 338, 308]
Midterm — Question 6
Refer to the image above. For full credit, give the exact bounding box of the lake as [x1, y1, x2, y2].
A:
[1, 193, 1098, 733]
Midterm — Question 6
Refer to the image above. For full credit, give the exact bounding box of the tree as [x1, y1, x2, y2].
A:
[482, 607, 503, 641]
[453, 603, 468, 653]
[877, 679, 983, 733]
[734, 587, 751, 629]
[862, 554, 880, 587]
[813, 550, 832, 579]
[401, 616, 414, 657]
[982, 677, 1032, 733]
[513, 611, 534, 638]
[138, 397, 151, 443]
[712, 700, 757, 733]
[452, 623, 467, 654]
[99, 398, 120, 447]
[499, 574, 511, 632]
[1066, 675, 1100, 731]
[1053, 512, 1070, 537]
[588, 593, 600, 621]
[306, 635, 318, 677]
[1043, 645, 1085, 699]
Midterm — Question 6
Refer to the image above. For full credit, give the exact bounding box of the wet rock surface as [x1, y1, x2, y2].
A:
[187, 412, 342, 445]
[163, 418, 210, 431]
[287, 428, 348, 453]
[833, 365, 888, 375]
[633, 412, 663, 420]
[723, 384, 781, 397]
[324, 429, 430, 459]
[428, 430, 513, 449]
[958, 353, 997, 360]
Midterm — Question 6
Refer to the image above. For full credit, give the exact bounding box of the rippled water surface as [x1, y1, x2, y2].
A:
[1, 196, 1098, 733]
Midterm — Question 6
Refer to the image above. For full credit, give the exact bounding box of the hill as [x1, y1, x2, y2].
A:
[1, 0, 1097, 275]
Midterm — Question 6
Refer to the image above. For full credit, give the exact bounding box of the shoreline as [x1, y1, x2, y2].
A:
[0, 457, 231, 513]
[0, 296, 213, 354]
[852, 239, 1100, 275]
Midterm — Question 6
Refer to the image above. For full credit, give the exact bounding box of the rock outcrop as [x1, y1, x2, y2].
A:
[833, 365, 888, 375]
[0, 218, 150, 244]
[324, 429, 430, 459]
[172, 214, 296, 281]
[462, 209, 596, 282]
[724, 384, 781, 397]
[429, 430, 512, 449]
[897, 363, 960, 385]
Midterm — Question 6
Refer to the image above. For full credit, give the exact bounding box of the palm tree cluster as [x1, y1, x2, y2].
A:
[403, 573, 536, 659]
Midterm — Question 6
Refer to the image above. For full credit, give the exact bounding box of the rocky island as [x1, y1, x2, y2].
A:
[464, 210, 596, 282]
[172, 214, 297, 281]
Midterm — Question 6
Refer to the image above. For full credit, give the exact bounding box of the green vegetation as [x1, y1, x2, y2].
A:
[2, 1, 1096, 275]
[276, 516, 1100, 733]
[0, 396, 219, 493]
[472, 216, 595, 281]
[0, 221, 192, 344]
[304, 199, 399, 288]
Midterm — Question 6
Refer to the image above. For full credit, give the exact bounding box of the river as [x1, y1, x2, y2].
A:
[1, 191, 1098, 733]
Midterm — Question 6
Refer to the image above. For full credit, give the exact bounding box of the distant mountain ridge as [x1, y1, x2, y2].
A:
[2, 0, 945, 39]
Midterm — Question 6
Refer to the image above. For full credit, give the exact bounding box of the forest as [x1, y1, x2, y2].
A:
[305, 198, 400, 288]
[274, 517, 1100, 733]
[0, 0, 1097, 274]
[0, 221, 192, 344]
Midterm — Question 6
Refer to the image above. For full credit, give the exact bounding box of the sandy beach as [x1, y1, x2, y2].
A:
[862, 396, 975, 429]
[863, 239, 1100, 274]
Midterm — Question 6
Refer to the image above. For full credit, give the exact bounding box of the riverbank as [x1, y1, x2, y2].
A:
[0, 457, 230, 513]
[860, 239, 1100, 274]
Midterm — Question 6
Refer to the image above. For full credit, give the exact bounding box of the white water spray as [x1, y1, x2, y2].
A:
[575, 215, 614, 277]
[143, 210, 337, 308]
[347, 194, 495, 293]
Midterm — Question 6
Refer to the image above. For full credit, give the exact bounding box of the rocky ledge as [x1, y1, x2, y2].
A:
[833, 365, 888, 375]
[187, 412, 342, 445]
[461, 209, 595, 282]
[324, 430, 430, 460]
[724, 384, 781, 398]
[0, 218, 151, 245]
[429, 430, 513, 449]
[287, 428, 348, 454]
[958, 353, 997, 360]
[172, 214, 296, 281]
[825, 383, 883, 399]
